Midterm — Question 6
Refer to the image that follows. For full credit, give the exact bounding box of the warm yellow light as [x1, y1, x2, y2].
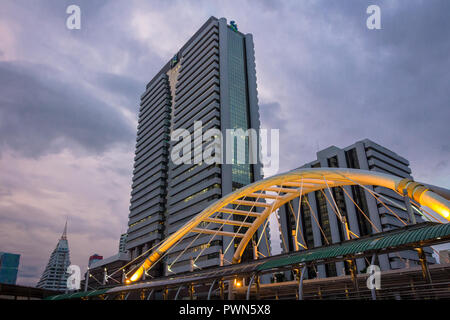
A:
[235, 279, 242, 288]
[442, 209, 450, 219]
[125, 279, 131, 285]
[130, 267, 143, 282]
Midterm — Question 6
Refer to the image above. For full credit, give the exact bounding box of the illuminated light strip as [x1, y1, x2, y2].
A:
[202, 217, 253, 228]
[191, 228, 245, 238]
[218, 208, 261, 217]
[231, 199, 271, 207]
[264, 187, 300, 194]
[247, 192, 281, 199]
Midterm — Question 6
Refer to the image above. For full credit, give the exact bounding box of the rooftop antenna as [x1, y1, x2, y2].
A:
[61, 219, 68, 240]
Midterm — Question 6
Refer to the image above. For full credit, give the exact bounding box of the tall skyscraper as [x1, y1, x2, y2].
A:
[37, 222, 71, 291]
[277, 139, 435, 279]
[0, 252, 20, 285]
[125, 16, 268, 276]
[119, 233, 127, 253]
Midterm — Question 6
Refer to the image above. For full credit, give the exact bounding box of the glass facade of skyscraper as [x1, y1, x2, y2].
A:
[0, 252, 20, 285]
[227, 27, 252, 188]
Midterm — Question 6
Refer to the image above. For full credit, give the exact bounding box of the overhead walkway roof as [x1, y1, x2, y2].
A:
[44, 288, 109, 300]
[256, 222, 450, 271]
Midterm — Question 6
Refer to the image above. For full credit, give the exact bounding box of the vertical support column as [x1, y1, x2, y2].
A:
[415, 247, 432, 283]
[255, 275, 260, 300]
[246, 273, 256, 300]
[244, 274, 260, 300]
[207, 279, 217, 300]
[102, 268, 107, 285]
[293, 229, 299, 252]
[253, 240, 258, 260]
[146, 289, 154, 300]
[220, 249, 224, 267]
[189, 283, 195, 300]
[347, 258, 360, 296]
[219, 280, 225, 300]
[228, 280, 234, 300]
[174, 286, 183, 300]
[293, 268, 299, 300]
[297, 266, 307, 300]
[370, 253, 377, 301]
[190, 257, 194, 272]
[163, 287, 169, 300]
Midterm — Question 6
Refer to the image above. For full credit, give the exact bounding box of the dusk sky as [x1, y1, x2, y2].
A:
[0, 0, 449, 286]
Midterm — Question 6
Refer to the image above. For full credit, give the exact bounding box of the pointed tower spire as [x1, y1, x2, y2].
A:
[37, 219, 71, 291]
[61, 219, 68, 240]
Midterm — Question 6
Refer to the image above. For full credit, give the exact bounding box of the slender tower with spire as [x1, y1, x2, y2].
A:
[37, 221, 71, 291]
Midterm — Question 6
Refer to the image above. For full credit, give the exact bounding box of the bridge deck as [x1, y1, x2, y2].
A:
[46, 222, 450, 300]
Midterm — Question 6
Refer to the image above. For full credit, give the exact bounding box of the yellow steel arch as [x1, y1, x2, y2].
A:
[129, 168, 450, 282]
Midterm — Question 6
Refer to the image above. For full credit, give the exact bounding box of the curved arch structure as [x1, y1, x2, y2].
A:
[129, 168, 450, 282]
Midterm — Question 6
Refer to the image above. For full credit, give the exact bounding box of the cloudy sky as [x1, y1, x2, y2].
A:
[0, 0, 449, 286]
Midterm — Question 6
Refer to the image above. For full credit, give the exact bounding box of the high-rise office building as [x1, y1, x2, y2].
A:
[88, 254, 103, 268]
[277, 139, 435, 279]
[37, 222, 71, 291]
[0, 252, 20, 285]
[119, 233, 127, 253]
[125, 16, 268, 275]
